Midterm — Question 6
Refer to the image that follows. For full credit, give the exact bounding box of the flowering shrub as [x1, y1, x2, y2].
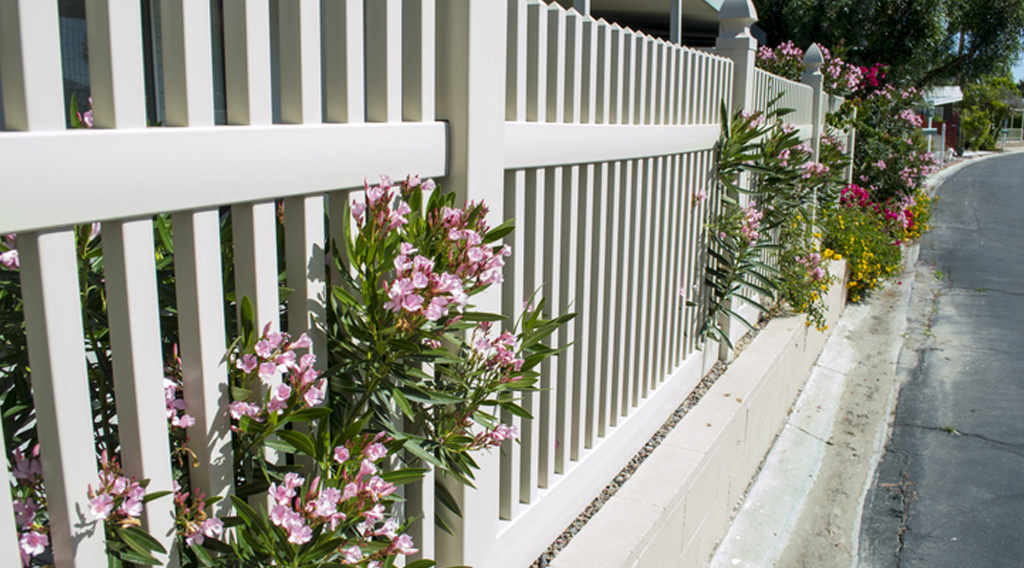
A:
[820, 184, 910, 301]
[2, 173, 570, 567]
[700, 102, 849, 339]
[756, 42, 864, 97]
[326, 176, 569, 486]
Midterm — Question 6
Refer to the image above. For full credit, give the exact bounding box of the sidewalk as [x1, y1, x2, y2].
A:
[707, 147, 1024, 568]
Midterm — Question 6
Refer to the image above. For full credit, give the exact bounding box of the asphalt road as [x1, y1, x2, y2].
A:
[859, 154, 1024, 567]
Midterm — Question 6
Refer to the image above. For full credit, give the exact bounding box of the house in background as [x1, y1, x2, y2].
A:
[552, 0, 769, 47]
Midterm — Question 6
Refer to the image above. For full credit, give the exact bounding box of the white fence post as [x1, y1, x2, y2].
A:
[715, 0, 756, 114]
[714, 0, 757, 360]
[434, 1, 506, 566]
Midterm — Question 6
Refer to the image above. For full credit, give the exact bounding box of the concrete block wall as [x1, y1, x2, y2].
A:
[550, 260, 847, 568]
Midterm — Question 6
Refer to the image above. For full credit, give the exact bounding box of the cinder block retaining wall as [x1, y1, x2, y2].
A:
[551, 260, 848, 568]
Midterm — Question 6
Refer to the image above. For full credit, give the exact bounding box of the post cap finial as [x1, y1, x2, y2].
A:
[803, 43, 824, 68]
[718, 0, 758, 23]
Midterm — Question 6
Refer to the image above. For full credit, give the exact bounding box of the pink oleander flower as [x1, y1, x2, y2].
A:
[19, 530, 48, 557]
[334, 446, 351, 463]
[391, 533, 418, 555]
[90, 494, 114, 520]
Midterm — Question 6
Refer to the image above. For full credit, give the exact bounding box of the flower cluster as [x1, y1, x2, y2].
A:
[740, 203, 764, 244]
[814, 45, 865, 97]
[471, 322, 526, 379]
[173, 484, 224, 546]
[756, 41, 805, 81]
[473, 423, 520, 449]
[87, 452, 147, 526]
[386, 242, 469, 322]
[801, 161, 830, 180]
[899, 108, 923, 128]
[796, 252, 826, 281]
[10, 446, 48, 567]
[259, 432, 416, 566]
[229, 325, 323, 422]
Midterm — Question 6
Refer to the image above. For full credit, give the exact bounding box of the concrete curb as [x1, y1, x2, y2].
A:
[550, 262, 847, 568]
[708, 249, 917, 568]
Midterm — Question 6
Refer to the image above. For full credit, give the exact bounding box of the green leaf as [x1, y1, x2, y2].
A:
[190, 544, 215, 566]
[276, 429, 317, 457]
[142, 490, 172, 504]
[392, 388, 414, 420]
[380, 467, 429, 485]
[230, 495, 263, 526]
[282, 407, 332, 424]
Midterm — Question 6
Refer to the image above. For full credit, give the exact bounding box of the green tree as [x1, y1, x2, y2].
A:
[961, 75, 1021, 150]
[753, 0, 1024, 87]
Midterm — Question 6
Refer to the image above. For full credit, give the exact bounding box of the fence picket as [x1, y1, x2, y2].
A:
[565, 10, 583, 124]
[322, 0, 364, 123]
[541, 165, 563, 475]
[580, 19, 597, 124]
[521, 168, 544, 502]
[526, 2, 548, 122]
[545, 5, 566, 123]
[500, 169, 526, 520]
[403, 0, 436, 122]
[19, 232, 107, 566]
[366, 0, 402, 123]
[104, 219, 179, 563]
[507, 0, 528, 121]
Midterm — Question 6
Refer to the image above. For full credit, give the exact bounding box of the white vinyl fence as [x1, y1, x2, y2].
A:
[0, 1, 846, 566]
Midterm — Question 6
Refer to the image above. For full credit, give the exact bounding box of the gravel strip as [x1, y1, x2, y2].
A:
[530, 321, 768, 568]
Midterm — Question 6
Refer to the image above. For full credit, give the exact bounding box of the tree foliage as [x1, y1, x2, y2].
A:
[961, 75, 1021, 149]
[753, 0, 1024, 86]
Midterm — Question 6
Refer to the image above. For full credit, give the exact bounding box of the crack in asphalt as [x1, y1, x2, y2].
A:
[896, 422, 1024, 459]
[950, 286, 1024, 298]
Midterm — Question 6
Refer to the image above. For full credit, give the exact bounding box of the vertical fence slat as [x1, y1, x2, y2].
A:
[20, 232, 107, 567]
[647, 157, 664, 385]
[322, 0, 364, 123]
[366, 0, 402, 122]
[608, 24, 624, 125]
[159, 0, 215, 127]
[565, 9, 583, 124]
[521, 168, 544, 502]
[84, 0, 147, 129]
[593, 161, 611, 437]
[545, 5, 565, 123]
[635, 35, 648, 125]
[506, 0, 528, 121]
[541, 165, 562, 476]
[526, 2, 547, 122]
[559, 165, 580, 464]
[278, 0, 321, 125]
[621, 30, 634, 124]
[499, 169, 525, 520]
[635, 158, 653, 398]
[594, 20, 610, 125]
[104, 219, 179, 561]
[223, 0, 273, 126]
[172, 211, 233, 514]
[573, 163, 595, 450]
[403, 0, 436, 122]
[580, 18, 597, 124]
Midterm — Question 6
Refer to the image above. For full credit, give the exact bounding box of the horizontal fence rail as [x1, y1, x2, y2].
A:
[0, 0, 838, 566]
